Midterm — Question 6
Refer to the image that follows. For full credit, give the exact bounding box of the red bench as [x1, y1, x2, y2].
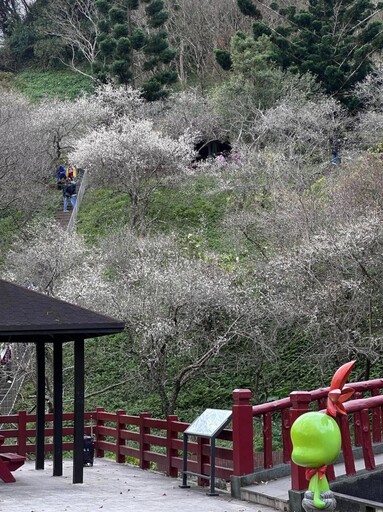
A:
[0, 435, 25, 483]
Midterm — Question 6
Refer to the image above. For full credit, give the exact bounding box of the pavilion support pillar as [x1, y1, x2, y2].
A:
[73, 337, 84, 484]
[53, 341, 63, 476]
[36, 342, 45, 470]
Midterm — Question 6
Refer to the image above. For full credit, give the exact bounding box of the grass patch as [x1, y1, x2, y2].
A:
[77, 177, 237, 255]
[77, 188, 130, 243]
[12, 69, 94, 101]
[148, 177, 233, 252]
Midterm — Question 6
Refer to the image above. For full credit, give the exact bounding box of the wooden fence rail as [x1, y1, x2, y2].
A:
[1, 382, 383, 492]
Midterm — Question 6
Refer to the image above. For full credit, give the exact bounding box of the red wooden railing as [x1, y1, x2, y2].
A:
[0, 407, 234, 482]
[1, 380, 383, 492]
[246, 379, 383, 490]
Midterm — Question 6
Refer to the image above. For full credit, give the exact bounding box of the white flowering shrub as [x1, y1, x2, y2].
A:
[2, 218, 115, 314]
[98, 227, 261, 415]
[257, 214, 383, 371]
[31, 95, 110, 163]
[0, 89, 55, 213]
[70, 116, 194, 232]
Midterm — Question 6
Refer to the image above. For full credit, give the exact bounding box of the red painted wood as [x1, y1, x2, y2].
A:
[282, 408, 292, 463]
[232, 389, 254, 476]
[360, 408, 375, 470]
[371, 388, 381, 443]
[263, 412, 273, 468]
[95, 407, 105, 457]
[139, 413, 151, 470]
[116, 409, 126, 464]
[18, 410, 27, 456]
[326, 464, 335, 482]
[166, 415, 178, 477]
[339, 414, 356, 476]
[3, 379, 383, 487]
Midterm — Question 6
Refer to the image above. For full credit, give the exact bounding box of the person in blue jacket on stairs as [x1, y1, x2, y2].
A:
[63, 178, 77, 212]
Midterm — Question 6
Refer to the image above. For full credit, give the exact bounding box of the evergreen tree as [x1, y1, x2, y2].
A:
[222, 0, 383, 107]
[95, 0, 177, 100]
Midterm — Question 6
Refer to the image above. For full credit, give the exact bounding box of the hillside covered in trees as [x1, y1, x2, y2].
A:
[2, 0, 383, 421]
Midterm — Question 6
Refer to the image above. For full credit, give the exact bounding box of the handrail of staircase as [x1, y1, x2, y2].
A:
[67, 169, 89, 233]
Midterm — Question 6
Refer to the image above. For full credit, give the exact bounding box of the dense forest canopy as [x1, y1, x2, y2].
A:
[1, 1, 383, 420]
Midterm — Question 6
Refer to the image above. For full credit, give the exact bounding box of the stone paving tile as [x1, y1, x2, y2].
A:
[1, 458, 277, 512]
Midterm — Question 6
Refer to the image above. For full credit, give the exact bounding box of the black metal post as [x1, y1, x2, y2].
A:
[73, 337, 84, 484]
[53, 341, 63, 476]
[179, 433, 190, 488]
[207, 438, 218, 496]
[35, 342, 45, 470]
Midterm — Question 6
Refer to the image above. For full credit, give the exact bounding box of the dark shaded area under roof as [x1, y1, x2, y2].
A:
[0, 279, 125, 484]
[0, 279, 125, 342]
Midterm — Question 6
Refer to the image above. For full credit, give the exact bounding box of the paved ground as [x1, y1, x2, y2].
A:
[1, 458, 277, 512]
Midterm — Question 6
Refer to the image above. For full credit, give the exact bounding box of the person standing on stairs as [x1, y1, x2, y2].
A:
[63, 178, 77, 212]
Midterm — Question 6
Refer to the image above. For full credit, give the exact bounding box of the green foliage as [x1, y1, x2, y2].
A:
[131, 28, 146, 49]
[12, 69, 94, 101]
[94, 0, 176, 98]
[77, 188, 131, 244]
[6, 23, 37, 65]
[146, 0, 164, 16]
[237, 0, 259, 17]
[113, 24, 129, 39]
[96, 0, 110, 15]
[214, 49, 232, 71]
[234, 0, 383, 107]
[116, 37, 131, 55]
[108, 6, 125, 23]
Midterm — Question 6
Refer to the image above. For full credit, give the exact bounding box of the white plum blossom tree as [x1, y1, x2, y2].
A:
[98, 227, 261, 415]
[0, 89, 54, 215]
[2, 218, 114, 312]
[30, 93, 111, 165]
[256, 213, 383, 379]
[69, 116, 194, 232]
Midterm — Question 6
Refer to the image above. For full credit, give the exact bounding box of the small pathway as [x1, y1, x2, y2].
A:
[2, 458, 276, 512]
[55, 201, 73, 229]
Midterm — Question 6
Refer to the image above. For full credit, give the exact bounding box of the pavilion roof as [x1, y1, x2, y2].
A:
[0, 279, 125, 343]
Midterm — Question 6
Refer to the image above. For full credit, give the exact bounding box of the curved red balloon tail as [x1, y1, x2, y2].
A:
[327, 360, 356, 417]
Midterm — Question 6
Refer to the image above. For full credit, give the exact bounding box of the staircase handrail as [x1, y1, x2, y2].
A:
[67, 169, 89, 233]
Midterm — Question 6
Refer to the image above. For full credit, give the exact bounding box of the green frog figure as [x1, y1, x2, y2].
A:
[290, 361, 355, 511]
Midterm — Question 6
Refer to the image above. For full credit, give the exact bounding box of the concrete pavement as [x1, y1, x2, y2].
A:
[1, 458, 277, 512]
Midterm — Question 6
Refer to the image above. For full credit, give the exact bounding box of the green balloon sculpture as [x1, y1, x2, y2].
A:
[290, 361, 356, 511]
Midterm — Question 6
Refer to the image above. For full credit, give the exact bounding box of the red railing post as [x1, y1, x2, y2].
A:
[232, 389, 254, 476]
[166, 415, 178, 477]
[290, 391, 311, 491]
[353, 392, 362, 447]
[263, 412, 273, 468]
[95, 406, 105, 458]
[139, 412, 151, 470]
[360, 408, 375, 470]
[18, 411, 27, 456]
[371, 388, 381, 443]
[339, 415, 356, 476]
[116, 409, 126, 464]
[282, 408, 292, 463]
